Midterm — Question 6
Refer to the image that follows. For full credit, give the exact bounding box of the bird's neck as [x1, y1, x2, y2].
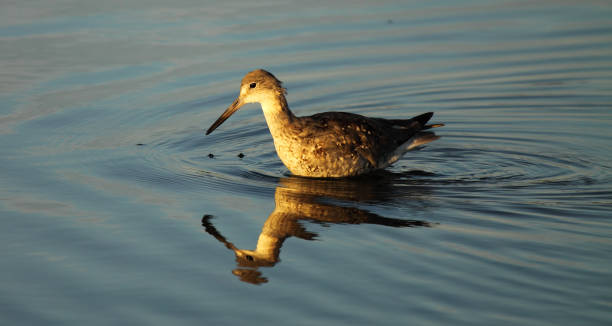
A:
[259, 94, 297, 138]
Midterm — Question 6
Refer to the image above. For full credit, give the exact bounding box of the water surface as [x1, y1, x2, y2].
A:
[1, 1, 612, 325]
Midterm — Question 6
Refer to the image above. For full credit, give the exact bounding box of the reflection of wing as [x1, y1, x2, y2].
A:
[275, 188, 430, 228]
[277, 170, 433, 202]
[232, 269, 267, 285]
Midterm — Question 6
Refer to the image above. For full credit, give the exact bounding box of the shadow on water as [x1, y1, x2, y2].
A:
[201, 172, 433, 285]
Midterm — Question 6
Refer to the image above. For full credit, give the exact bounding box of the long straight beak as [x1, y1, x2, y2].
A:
[206, 97, 244, 135]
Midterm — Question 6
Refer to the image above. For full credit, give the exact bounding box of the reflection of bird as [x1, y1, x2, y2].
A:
[201, 175, 432, 285]
[206, 69, 444, 177]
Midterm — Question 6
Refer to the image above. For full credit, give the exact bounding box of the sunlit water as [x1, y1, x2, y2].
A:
[1, 1, 611, 325]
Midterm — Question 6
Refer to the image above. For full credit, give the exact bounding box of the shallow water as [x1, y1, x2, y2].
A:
[1, 1, 612, 325]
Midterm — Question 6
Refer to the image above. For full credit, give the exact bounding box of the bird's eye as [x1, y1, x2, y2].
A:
[249, 82, 257, 89]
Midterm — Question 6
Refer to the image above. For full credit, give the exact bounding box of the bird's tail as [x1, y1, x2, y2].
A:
[423, 123, 445, 130]
[405, 131, 440, 151]
[407, 112, 443, 148]
[388, 112, 445, 131]
[415, 112, 445, 130]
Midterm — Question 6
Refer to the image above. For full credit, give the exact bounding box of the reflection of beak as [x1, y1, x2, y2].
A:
[206, 97, 244, 135]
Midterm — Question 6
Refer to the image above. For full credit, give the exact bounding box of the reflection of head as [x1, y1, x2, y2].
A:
[232, 268, 268, 285]
[202, 173, 434, 285]
[233, 234, 282, 268]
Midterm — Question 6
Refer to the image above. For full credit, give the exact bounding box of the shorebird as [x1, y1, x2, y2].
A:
[206, 69, 443, 178]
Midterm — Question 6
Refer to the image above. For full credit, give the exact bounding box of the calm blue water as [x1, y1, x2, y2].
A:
[1, 1, 612, 325]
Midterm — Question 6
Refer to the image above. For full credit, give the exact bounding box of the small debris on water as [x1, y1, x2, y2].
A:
[208, 153, 214, 158]
[237, 153, 245, 158]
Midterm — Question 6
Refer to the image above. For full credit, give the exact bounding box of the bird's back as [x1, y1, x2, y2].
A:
[274, 111, 438, 177]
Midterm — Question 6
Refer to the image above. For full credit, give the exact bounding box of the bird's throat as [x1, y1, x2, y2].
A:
[260, 95, 296, 139]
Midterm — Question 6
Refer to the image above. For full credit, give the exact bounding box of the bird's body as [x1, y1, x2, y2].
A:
[206, 69, 443, 178]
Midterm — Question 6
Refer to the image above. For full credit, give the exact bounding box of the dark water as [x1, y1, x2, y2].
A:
[2, 1, 612, 325]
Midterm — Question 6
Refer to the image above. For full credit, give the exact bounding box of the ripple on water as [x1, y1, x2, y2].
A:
[101, 119, 282, 198]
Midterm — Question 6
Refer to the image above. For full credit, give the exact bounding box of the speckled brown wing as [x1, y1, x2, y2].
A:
[298, 111, 431, 168]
